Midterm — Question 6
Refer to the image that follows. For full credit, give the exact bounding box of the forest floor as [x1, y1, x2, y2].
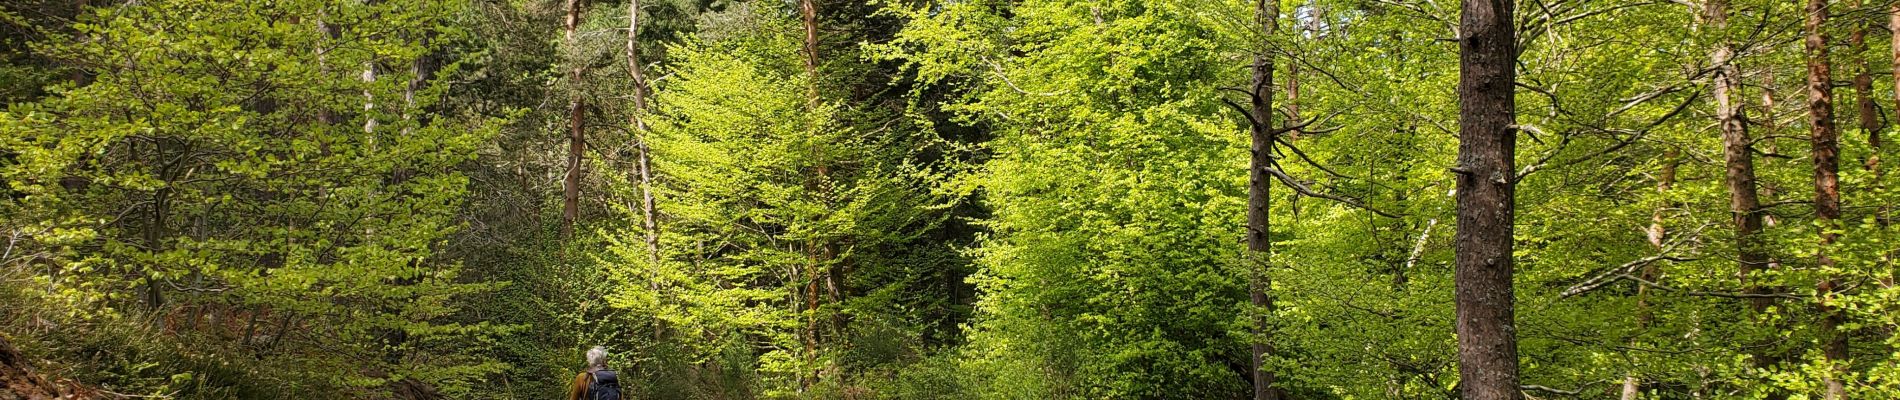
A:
[0, 336, 109, 400]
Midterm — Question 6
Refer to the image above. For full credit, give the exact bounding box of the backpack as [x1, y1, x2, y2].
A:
[587, 369, 622, 400]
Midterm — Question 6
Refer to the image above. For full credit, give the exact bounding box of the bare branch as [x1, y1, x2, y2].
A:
[1262, 161, 1402, 218]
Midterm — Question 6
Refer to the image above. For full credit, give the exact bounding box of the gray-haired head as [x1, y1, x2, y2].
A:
[586, 346, 609, 369]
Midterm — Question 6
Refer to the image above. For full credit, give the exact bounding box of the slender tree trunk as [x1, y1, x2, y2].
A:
[561, 0, 586, 238]
[1852, 0, 1881, 146]
[360, 0, 385, 136]
[626, 0, 659, 267]
[625, 0, 664, 343]
[798, 0, 830, 390]
[1247, 1, 1282, 399]
[71, 0, 90, 86]
[1623, 148, 1678, 400]
[1453, 0, 1519, 398]
[400, 32, 435, 138]
[1284, 7, 1300, 139]
[1284, 0, 1319, 140]
[1887, 0, 1900, 284]
[144, 153, 169, 311]
[316, 16, 340, 127]
[1803, 1, 1849, 397]
[363, 62, 378, 134]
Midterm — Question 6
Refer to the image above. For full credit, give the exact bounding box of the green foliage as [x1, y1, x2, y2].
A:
[888, 0, 1260, 397]
[592, 7, 962, 393]
[1, 0, 510, 396]
[10, 0, 1900, 398]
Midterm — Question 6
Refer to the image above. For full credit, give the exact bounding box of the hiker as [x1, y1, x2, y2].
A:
[566, 346, 622, 400]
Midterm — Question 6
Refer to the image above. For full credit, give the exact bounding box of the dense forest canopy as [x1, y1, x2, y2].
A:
[4, 0, 1900, 398]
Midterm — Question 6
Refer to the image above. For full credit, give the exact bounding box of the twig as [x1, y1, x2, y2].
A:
[982, 57, 1060, 97]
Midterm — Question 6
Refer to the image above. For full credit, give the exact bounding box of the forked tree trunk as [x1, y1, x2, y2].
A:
[1453, 0, 1520, 398]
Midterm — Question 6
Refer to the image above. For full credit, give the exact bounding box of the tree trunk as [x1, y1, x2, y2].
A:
[1852, 0, 1881, 146]
[1802, 0, 1848, 397]
[1707, 0, 1772, 314]
[363, 62, 378, 134]
[627, 0, 659, 266]
[1453, 0, 1520, 399]
[144, 145, 169, 311]
[798, 0, 829, 390]
[1247, 0, 1282, 399]
[1887, 0, 1900, 283]
[316, 17, 340, 127]
[561, 0, 586, 238]
[625, 0, 664, 343]
[1623, 147, 1677, 400]
[71, 0, 90, 86]
[401, 33, 436, 138]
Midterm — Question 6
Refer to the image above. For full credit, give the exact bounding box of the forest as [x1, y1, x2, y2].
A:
[4, 0, 1900, 398]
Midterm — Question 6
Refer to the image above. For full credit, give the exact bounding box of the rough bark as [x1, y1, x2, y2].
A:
[1803, 0, 1848, 397]
[1248, 0, 1283, 398]
[561, 0, 586, 238]
[1453, 0, 1520, 399]
[1707, 0, 1772, 313]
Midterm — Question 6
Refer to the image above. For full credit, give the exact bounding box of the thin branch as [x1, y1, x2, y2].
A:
[1521, 384, 1581, 396]
[1262, 161, 1401, 218]
[982, 57, 1060, 96]
[1222, 98, 1261, 129]
[1560, 254, 1698, 298]
[1274, 135, 1366, 183]
[1562, 222, 1710, 298]
[1625, 273, 1805, 300]
[1516, 88, 1702, 181]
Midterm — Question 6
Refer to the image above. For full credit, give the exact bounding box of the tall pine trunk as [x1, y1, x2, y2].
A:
[1246, 0, 1281, 399]
[1453, 0, 1520, 398]
[1802, 0, 1849, 397]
